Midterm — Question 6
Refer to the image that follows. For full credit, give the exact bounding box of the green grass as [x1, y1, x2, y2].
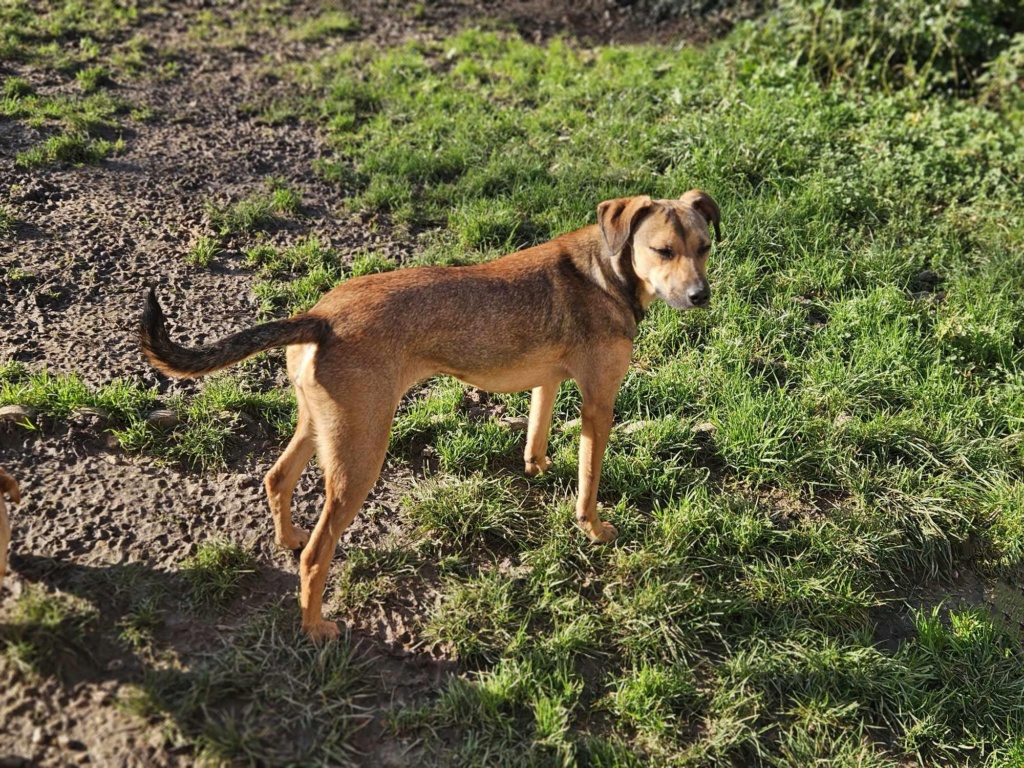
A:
[0, 205, 16, 236]
[206, 180, 303, 237]
[1, 586, 98, 679]
[0, 362, 295, 469]
[6, 0, 1024, 764]
[246, 235, 397, 314]
[0, 1, 154, 166]
[291, 10, 359, 43]
[128, 605, 366, 766]
[15, 131, 123, 167]
[266, 7, 1024, 763]
[182, 541, 258, 611]
[184, 235, 221, 267]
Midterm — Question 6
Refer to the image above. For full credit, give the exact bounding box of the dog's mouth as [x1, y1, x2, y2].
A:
[661, 291, 707, 311]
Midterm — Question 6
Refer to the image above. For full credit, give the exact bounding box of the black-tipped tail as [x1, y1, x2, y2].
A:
[139, 287, 326, 378]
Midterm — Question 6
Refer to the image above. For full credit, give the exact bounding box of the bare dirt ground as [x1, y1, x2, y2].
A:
[0, 2, 759, 765]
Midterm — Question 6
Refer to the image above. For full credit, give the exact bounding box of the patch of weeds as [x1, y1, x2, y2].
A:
[0, 205, 16, 236]
[3, 76, 32, 98]
[0, 2, 154, 163]
[752, 0, 1024, 94]
[395, 654, 587, 767]
[15, 131, 123, 168]
[246, 237, 398, 315]
[332, 539, 421, 614]
[184, 235, 221, 268]
[75, 562, 172, 652]
[0, 366, 155, 422]
[0, 365, 293, 468]
[1, 586, 98, 679]
[115, 373, 295, 469]
[350, 251, 398, 277]
[75, 64, 110, 93]
[129, 604, 366, 766]
[291, 11, 359, 43]
[405, 474, 550, 553]
[182, 540, 257, 611]
[608, 664, 702, 739]
[0, 1, 146, 64]
[206, 180, 302, 236]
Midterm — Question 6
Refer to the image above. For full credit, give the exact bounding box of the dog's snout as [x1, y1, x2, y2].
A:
[688, 283, 710, 307]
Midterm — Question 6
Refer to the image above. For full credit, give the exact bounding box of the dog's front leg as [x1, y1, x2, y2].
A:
[574, 344, 631, 543]
[576, 398, 617, 542]
[525, 382, 559, 476]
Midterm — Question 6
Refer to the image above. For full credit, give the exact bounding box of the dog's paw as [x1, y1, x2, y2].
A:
[524, 456, 553, 477]
[586, 521, 618, 544]
[276, 527, 311, 551]
[303, 619, 341, 643]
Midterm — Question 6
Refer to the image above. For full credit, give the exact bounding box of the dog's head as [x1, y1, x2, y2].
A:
[598, 190, 720, 311]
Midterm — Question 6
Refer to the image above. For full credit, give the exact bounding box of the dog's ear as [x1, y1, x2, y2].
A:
[680, 189, 721, 242]
[598, 196, 653, 256]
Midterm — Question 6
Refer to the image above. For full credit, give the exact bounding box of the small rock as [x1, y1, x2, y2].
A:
[0, 404, 36, 425]
[499, 416, 530, 432]
[619, 420, 653, 435]
[56, 735, 86, 752]
[694, 421, 717, 435]
[30, 727, 46, 745]
[146, 409, 180, 429]
[560, 418, 581, 431]
[466, 406, 490, 421]
[833, 413, 855, 428]
[70, 406, 110, 422]
[461, 389, 484, 408]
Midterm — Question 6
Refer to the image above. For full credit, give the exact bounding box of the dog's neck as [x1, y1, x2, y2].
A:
[580, 229, 646, 326]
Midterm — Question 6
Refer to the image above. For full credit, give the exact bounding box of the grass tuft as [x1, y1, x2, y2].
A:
[206, 180, 302, 236]
[184, 235, 221, 267]
[15, 131, 123, 167]
[291, 11, 359, 43]
[1, 586, 98, 679]
[130, 605, 366, 766]
[182, 540, 257, 611]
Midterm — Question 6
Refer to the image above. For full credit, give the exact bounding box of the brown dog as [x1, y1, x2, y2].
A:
[0, 467, 20, 585]
[141, 191, 720, 641]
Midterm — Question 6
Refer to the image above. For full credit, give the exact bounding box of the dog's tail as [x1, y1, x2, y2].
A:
[140, 287, 328, 378]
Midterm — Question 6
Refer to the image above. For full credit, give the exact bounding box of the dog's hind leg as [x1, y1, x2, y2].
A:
[298, 393, 396, 642]
[525, 381, 560, 476]
[265, 398, 316, 551]
[0, 470, 16, 584]
[0, 495, 8, 584]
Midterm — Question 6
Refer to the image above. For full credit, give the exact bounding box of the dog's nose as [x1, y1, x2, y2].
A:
[688, 284, 710, 307]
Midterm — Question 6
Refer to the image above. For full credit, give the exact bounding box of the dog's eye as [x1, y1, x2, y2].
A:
[698, 244, 711, 257]
[654, 247, 674, 260]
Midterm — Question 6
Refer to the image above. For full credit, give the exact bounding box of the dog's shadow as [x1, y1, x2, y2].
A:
[1, 551, 445, 763]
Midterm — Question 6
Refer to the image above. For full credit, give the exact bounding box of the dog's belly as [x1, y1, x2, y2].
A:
[446, 363, 568, 394]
